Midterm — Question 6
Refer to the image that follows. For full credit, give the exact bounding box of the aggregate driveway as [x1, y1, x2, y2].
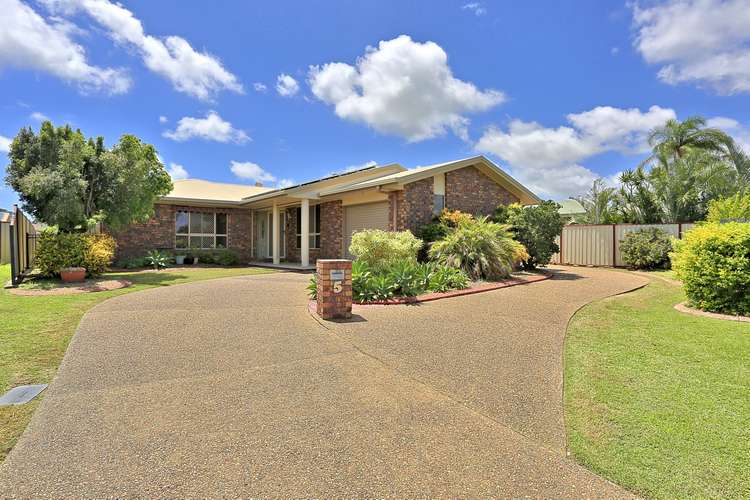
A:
[0, 266, 647, 497]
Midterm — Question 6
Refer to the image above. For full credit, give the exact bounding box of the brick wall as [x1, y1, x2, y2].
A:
[401, 177, 434, 234]
[284, 200, 343, 263]
[110, 203, 253, 261]
[445, 166, 518, 216]
[388, 191, 406, 231]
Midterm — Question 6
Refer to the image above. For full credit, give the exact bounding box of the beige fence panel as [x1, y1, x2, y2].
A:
[560, 224, 614, 266]
[551, 222, 696, 268]
[0, 221, 9, 264]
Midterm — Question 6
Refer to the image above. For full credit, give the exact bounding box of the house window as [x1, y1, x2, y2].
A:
[175, 211, 228, 249]
[296, 205, 321, 249]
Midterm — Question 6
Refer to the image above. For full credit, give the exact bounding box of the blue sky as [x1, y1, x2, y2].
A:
[2, 0, 750, 210]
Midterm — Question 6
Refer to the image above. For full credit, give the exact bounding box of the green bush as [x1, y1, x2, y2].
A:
[671, 222, 750, 315]
[418, 209, 475, 261]
[349, 229, 422, 268]
[428, 216, 528, 280]
[619, 227, 673, 269]
[494, 201, 564, 269]
[115, 256, 147, 269]
[36, 229, 116, 277]
[307, 259, 470, 303]
[706, 193, 750, 223]
[189, 249, 239, 266]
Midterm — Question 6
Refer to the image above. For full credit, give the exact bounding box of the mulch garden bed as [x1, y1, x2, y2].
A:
[674, 302, 750, 323]
[9, 279, 132, 296]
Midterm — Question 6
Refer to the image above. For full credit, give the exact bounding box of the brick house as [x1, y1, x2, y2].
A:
[110, 156, 540, 267]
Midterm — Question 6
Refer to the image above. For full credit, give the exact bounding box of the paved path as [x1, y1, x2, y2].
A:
[0, 267, 647, 497]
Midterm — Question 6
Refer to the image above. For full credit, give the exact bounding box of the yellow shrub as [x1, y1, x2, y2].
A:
[35, 230, 116, 277]
[82, 234, 116, 275]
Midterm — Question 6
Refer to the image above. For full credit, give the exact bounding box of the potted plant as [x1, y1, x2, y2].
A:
[60, 267, 86, 283]
[173, 252, 186, 265]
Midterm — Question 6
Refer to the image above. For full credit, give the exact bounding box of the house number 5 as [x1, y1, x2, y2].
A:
[333, 281, 342, 293]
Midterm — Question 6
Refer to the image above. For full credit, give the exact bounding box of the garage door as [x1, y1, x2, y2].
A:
[344, 202, 390, 258]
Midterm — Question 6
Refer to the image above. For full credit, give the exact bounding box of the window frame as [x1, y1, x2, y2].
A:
[175, 210, 228, 250]
[296, 204, 321, 249]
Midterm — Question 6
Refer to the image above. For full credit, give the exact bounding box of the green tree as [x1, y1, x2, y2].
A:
[494, 201, 564, 269]
[646, 116, 734, 162]
[575, 179, 621, 224]
[616, 167, 661, 223]
[5, 121, 172, 231]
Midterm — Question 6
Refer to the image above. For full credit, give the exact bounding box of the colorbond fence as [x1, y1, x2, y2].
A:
[0, 217, 10, 265]
[550, 223, 695, 267]
[7, 205, 38, 286]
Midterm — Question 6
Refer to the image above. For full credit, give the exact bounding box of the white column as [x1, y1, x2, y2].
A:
[272, 203, 280, 264]
[300, 198, 310, 267]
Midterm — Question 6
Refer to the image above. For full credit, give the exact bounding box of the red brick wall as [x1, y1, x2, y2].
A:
[445, 166, 518, 216]
[110, 204, 253, 262]
[388, 191, 405, 231]
[402, 177, 434, 234]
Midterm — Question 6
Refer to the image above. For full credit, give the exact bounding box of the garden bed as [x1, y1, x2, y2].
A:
[674, 302, 750, 323]
[309, 271, 549, 312]
[9, 278, 132, 296]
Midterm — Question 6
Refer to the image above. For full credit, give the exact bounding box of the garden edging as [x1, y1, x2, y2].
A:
[674, 302, 750, 323]
[308, 272, 550, 313]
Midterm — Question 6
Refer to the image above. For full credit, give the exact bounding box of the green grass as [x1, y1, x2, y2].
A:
[0, 264, 274, 462]
[564, 276, 750, 499]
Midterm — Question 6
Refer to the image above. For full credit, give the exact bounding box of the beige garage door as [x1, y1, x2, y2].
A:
[344, 201, 390, 258]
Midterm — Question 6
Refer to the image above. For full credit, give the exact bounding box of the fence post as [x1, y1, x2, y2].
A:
[612, 224, 617, 267]
[678, 222, 682, 239]
[559, 228, 564, 264]
[8, 212, 18, 287]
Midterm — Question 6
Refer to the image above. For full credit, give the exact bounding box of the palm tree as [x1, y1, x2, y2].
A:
[645, 116, 735, 163]
[575, 179, 620, 224]
[617, 167, 661, 223]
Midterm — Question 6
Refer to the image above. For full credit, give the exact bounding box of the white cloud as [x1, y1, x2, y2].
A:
[475, 105, 677, 198]
[45, 0, 243, 100]
[158, 115, 168, 124]
[163, 111, 249, 143]
[708, 116, 750, 151]
[167, 162, 189, 180]
[253, 82, 267, 92]
[633, 0, 750, 94]
[230, 160, 292, 188]
[0, 135, 11, 153]
[0, 0, 130, 95]
[30, 111, 50, 122]
[462, 2, 487, 16]
[276, 73, 299, 97]
[611, 47, 620, 56]
[308, 35, 505, 142]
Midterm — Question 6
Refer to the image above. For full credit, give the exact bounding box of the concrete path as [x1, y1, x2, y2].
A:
[0, 267, 647, 497]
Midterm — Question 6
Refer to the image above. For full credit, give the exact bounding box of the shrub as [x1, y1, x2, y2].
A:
[671, 222, 750, 315]
[146, 250, 169, 270]
[349, 229, 422, 268]
[494, 201, 564, 269]
[418, 209, 475, 261]
[36, 229, 116, 276]
[428, 216, 527, 280]
[619, 228, 673, 269]
[307, 259, 470, 303]
[189, 249, 239, 266]
[706, 193, 750, 223]
[115, 256, 147, 269]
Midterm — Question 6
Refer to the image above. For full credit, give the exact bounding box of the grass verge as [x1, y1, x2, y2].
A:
[0, 264, 274, 462]
[564, 275, 750, 499]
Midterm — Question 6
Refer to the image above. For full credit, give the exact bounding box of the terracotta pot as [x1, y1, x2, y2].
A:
[60, 267, 86, 283]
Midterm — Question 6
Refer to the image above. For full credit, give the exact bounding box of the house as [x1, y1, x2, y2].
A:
[110, 156, 541, 267]
[558, 199, 586, 222]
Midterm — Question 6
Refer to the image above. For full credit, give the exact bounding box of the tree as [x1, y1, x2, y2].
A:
[616, 167, 661, 224]
[494, 201, 564, 269]
[646, 116, 734, 163]
[5, 121, 172, 231]
[575, 179, 620, 224]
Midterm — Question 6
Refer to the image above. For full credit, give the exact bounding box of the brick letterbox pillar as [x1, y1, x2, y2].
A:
[316, 259, 352, 320]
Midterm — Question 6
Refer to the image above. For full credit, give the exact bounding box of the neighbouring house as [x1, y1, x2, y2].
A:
[558, 199, 586, 222]
[109, 155, 541, 267]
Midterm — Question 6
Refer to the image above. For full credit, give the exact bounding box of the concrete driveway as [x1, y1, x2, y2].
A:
[0, 267, 646, 497]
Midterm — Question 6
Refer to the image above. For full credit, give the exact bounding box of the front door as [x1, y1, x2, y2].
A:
[256, 211, 269, 259]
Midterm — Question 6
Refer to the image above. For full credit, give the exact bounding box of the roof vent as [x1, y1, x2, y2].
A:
[254, 181, 263, 187]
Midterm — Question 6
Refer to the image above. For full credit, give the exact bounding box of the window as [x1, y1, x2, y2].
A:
[175, 211, 228, 249]
[296, 205, 321, 249]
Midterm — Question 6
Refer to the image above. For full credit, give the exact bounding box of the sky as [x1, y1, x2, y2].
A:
[2, 0, 750, 210]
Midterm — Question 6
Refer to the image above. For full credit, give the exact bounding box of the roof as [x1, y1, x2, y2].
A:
[558, 199, 586, 215]
[162, 179, 274, 204]
[315, 155, 541, 205]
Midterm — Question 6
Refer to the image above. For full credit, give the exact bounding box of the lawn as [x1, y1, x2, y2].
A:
[564, 275, 750, 499]
[0, 264, 274, 462]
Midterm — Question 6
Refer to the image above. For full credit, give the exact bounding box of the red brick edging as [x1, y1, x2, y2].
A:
[308, 272, 550, 313]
